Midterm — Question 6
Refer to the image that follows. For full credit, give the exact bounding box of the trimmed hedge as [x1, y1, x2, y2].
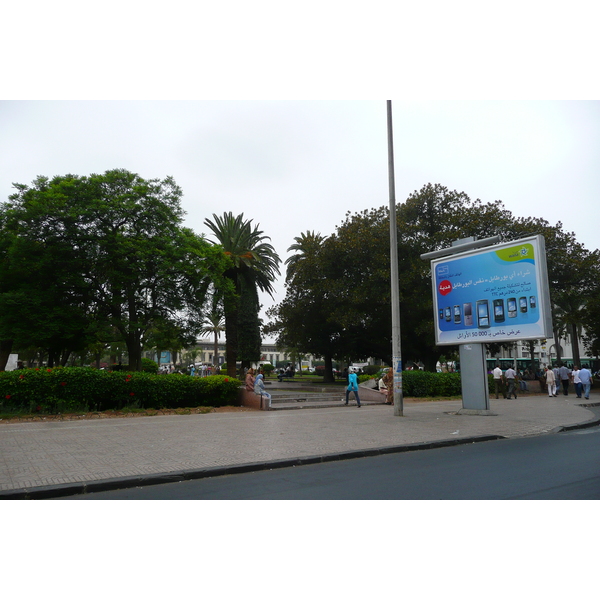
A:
[360, 371, 495, 397]
[0, 367, 241, 415]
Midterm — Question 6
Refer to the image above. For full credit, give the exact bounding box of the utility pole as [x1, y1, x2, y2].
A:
[387, 100, 403, 416]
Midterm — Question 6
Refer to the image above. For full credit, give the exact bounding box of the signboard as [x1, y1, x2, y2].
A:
[430, 235, 553, 346]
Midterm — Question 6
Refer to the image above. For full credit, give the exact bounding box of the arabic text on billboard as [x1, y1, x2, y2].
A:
[432, 237, 550, 345]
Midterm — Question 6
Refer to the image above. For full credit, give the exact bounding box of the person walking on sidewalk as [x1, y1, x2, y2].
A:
[493, 365, 506, 399]
[345, 369, 362, 407]
[505, 366, 518, 399]
[578, 366, 593, 400]
[558, 363, 571, 395]
[572, 365, 582, 398]
[545, 366, 557, 397]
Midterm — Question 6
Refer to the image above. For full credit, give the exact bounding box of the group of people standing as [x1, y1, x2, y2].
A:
[544, 363, 593, 399]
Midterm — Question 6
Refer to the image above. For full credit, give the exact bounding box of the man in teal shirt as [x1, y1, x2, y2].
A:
[345, 370, 362, 407]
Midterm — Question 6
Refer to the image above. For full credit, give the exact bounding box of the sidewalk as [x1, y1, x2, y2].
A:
[1, 391, 599, 499]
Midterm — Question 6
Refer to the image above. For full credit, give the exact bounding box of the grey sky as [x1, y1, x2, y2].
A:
[1, 100, 598, 324]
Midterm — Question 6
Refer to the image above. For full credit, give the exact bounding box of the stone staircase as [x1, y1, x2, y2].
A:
[264, 383, 387, 410]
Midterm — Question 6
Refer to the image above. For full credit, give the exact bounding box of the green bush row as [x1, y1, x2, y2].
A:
[0, 367, 241, 414]
[370, 371, 497, 397]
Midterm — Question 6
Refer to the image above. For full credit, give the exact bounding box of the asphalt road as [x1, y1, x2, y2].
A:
[63, 423, 600, 500]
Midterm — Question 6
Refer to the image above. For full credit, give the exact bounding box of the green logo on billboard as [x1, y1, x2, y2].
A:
[495, 243, 535, 263]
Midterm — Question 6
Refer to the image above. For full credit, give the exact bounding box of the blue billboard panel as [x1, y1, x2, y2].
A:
[430, 236, 552, 345]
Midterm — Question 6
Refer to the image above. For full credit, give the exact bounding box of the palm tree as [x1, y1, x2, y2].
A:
[204, 212, 281, 377]
[285, 231, 326, 282]
[200, 308, 225, 371]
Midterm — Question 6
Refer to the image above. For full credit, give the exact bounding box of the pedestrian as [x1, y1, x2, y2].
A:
[518, 369, 529, 392]
[345, 369, 362, 407]
[493, 364, 506, 399]
[378, 374, 387, 394]
[505, 365, 518, 399]
[383, 368, 393, 404]
[254, 373, 272, 408]
[572, 365, 582, 398]
[545, 366, 556, 397]
[558, 362, 571, 395]
[245, 367, 255, 392]
[578, 365, 593, 400]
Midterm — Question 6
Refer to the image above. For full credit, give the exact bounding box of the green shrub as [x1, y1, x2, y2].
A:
[141, 358, 159, 374]
[399, 371, 462, 397]
[0, 368, 242, 414]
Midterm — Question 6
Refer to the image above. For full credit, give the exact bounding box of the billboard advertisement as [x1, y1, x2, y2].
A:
[430, 235, 553, 345]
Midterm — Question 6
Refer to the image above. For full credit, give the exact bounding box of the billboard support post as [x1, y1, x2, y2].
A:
[451, 238, 492, 414]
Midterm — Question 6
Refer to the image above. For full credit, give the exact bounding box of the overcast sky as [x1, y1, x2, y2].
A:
[1, 100, 598, 328]
[2, 3, 599, 338]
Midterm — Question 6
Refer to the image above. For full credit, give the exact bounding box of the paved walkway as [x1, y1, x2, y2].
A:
[1, 391, 599, 498]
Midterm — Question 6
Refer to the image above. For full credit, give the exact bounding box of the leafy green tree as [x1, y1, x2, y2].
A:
[582, 294, 600, 359]
[0, 170, 229, 371]
[204, 212, 280, 377]
[268, 183, 600, 373]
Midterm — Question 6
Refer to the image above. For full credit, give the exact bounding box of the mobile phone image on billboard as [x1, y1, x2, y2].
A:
[507, 297, 517, 318]
[463, 302, 473, 326]
[493, 299, 505, 323]
[439, 309, 444, 320]
[529, 296, 536, 309]
[444, 307, 451, 322]
[519, 296, 528, 313]
[453, 305, 461, 324]
[476, 300, 490, 328]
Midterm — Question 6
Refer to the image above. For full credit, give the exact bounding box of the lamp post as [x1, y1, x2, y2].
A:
[387, 100, 403, 416]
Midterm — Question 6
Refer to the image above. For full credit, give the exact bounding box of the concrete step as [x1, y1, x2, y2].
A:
[270, 392, 344, 404]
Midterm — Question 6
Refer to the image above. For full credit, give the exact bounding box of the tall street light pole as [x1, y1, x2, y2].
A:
[387, 100, 403, 416]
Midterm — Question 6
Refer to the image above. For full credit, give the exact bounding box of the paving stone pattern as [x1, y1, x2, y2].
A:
[1, 393, 597, 493]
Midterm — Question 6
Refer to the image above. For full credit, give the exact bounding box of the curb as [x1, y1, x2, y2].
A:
[0, 434, 505, 500]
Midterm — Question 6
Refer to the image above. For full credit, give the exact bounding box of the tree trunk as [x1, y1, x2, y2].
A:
[322, 354, 335, 383]
[213, 333, 219, 370]
[0, 339, 14, 371]
[125, 332, 143, 371]
[527, 340, 536, 372]
[60, 349, 72, 366]
[224, 296, 240, 378]
[553, 323, 563, 363]
[570, 322, 581, 366]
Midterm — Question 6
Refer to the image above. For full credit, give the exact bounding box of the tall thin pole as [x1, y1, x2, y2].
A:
[387, 100, 403, 416]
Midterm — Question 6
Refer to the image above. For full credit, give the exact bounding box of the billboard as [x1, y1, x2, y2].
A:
[430, 235, 553, 345]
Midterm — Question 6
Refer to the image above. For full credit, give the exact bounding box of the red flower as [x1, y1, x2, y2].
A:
[60, 382, 67, 386]
[19, 374, 24, 379]
[47, 369, 52, 372]
[224, 377, 229, 382]
[5, 395, 11, 399]
[130, 392, 135, 396]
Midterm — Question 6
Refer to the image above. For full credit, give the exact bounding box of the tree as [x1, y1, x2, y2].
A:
[268, 183, 600, 373]
[0, 170, 228, 370]
[204, 212, 280, 377]
[199, 300, 226, 369]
